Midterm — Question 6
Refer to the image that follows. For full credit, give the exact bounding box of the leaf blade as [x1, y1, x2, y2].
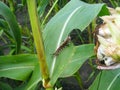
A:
[25, 64, 42, 90]
[89, 69, 120, 90]
[0, 1, 21, 53]
[0, 54, 38, 81]
[43, 0, 109, 75]
[60, 44, 95, 77]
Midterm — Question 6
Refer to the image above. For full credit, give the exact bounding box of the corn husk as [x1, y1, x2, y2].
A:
[96, 7, 120, 66]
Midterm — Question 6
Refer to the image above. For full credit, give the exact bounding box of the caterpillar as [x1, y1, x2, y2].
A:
[53, 36, 71, 56]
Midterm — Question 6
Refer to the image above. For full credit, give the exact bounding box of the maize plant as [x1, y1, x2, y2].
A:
[95, 7, 120, 69]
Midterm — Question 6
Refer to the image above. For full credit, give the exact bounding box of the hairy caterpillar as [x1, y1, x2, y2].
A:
[53, 36, 71, 56]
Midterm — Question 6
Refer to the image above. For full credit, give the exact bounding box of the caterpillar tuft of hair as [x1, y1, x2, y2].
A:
[53, 36, 71, 56]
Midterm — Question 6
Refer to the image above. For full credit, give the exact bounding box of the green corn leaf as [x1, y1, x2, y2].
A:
[0, 1, 21, 53]
[0, 19, 9, 30]
[43, 0, 109, 73]
[37, 0, 49, 17]
[60, 44, 95, 77]
[89, 69, 120, 90]
[0, 54, 38, 81]
[50, 43, 75, 85]
[25, 64, 42, 90]
[50, 44, 95, 85]
[0, 19, 13, 40]
[0, 30, 3, 36]
[43, 0, 109, 86]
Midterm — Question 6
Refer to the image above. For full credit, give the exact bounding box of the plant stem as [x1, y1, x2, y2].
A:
[27, 0, 51, 89]
[74, 71, 84, 90]
[46, 88, 54, 90]
[41, 0, 58, 27]
[75, 29, 84, 44]
[8, 0, 15, 12]
[88, 24, 92, 43]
